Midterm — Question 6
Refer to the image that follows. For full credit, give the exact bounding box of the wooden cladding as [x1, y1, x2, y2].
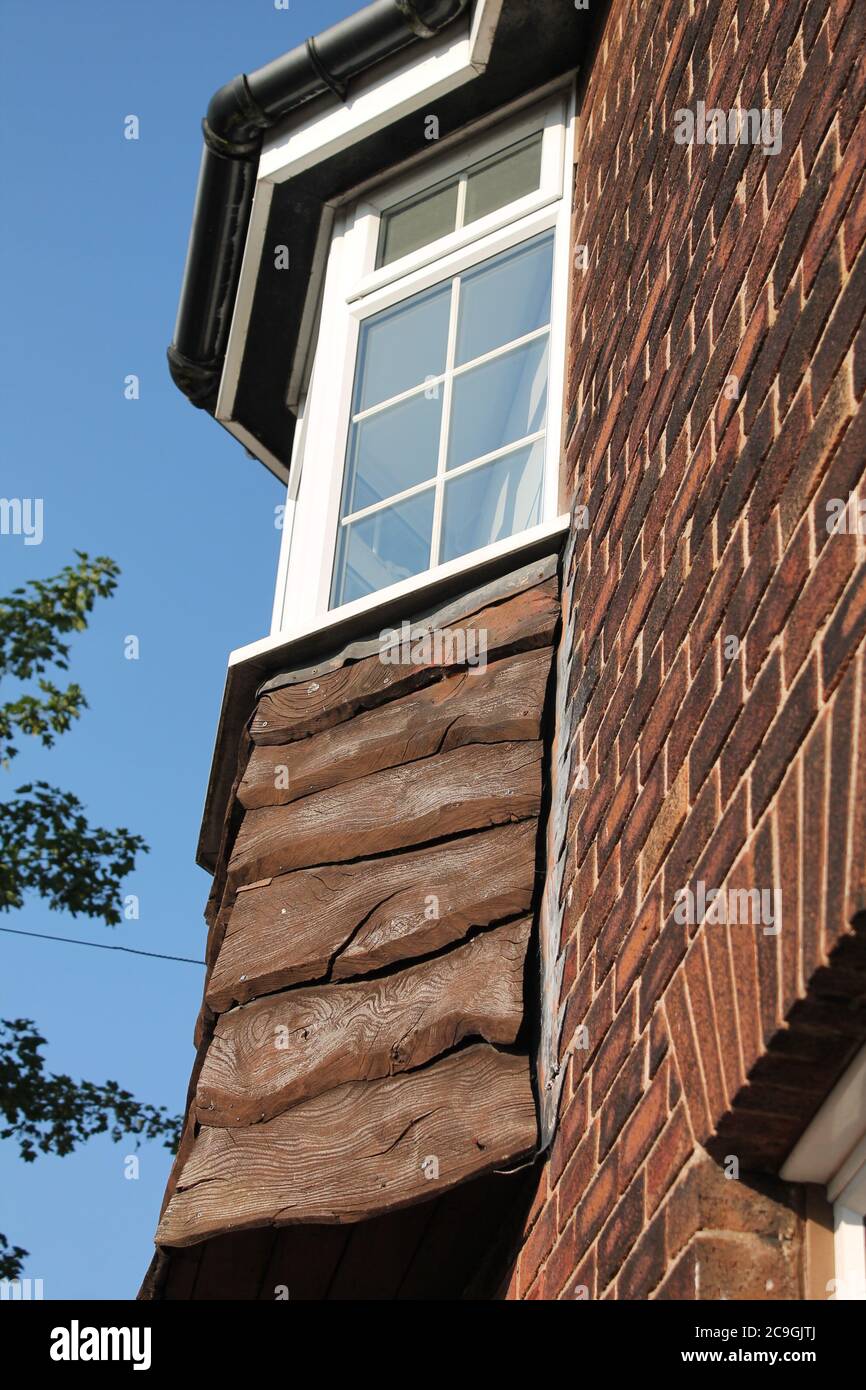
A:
[155, 560, 559, 1256]
[158, 1045, 538, 1246]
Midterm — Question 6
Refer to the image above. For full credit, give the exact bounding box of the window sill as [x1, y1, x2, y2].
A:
[197, 512, 568, 873]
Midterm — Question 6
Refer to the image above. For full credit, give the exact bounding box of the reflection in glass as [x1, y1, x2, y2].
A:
[456, 234, 554, 366]
[344, 391, 442, 515]
[448, 337, 549, 470]
[440, 443, 544, 564]
[331, 489, 435, 607]
[354, 284, 451, 411]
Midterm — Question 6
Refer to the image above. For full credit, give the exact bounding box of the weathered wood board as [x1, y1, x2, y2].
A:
[196, 919, 531, 1125]
[250, 577, 559, 746]
[206, 819, 538, 1010]
[228, 740, 543, 884]
[157, 1044, 538, 1247]
[147, 558, 561, 1288]
[238, 648, 550, 810]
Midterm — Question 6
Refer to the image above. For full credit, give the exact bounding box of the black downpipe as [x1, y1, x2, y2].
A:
[168, 0, 471, 413]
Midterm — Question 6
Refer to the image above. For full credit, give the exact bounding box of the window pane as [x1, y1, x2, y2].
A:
[355, 284, 451, 411]
[330, 490, 434, 608]
[464, 131, 544, 225]
[343, 391, 442, 516]
[378, 179, 460, 267]
[456, 234, 554, 367]
[440, 443, 544, 564]
[448, 337, 549, 470]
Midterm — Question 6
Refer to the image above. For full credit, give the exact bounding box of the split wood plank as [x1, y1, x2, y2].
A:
[206, 819, 538, 1011]
[197, 918, 531, 1125]
[228, 740, 543, 884]
[238, 647, 550, 810]
[250, 578, 559, 746]
[156, 1043, 537, 1246]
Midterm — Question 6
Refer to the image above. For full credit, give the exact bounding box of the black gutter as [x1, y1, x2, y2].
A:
[167, 0, 471, 413]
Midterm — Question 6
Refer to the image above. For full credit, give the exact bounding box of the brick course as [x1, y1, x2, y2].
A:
[508, 0, 866, 1299]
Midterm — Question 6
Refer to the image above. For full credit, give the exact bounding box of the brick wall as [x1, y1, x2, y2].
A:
[509, 0, 866, 1299]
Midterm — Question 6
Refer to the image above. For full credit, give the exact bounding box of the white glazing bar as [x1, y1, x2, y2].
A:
[340, 427, 548, 527]
[430, 275, 462, 567]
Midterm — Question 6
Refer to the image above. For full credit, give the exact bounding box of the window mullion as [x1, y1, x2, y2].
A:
[430, 275, 461, 567]
[455, 175, 468, 231]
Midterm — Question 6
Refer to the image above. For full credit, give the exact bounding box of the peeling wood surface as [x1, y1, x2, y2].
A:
[206, 820, 538, 1011]
[196, 919, 531, 1125]
[228, 740, 543, 884]
[157, 1044, 538, 1247]
[250, 579, 559, 746]
[239, 648, 550, 810]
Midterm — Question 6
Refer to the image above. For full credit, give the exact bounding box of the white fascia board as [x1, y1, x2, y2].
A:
[258, 0, 503, 186]
[216, 0, 504, 468]
[215, 179, 275, 431]
[220, 417, 289, 485]
[781, 1042, 866, 1185]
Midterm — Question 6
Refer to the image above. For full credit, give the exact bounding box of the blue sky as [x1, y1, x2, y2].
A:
[0, 0, 357, 1298]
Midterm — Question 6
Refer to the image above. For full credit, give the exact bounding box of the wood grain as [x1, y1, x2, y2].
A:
[238, 648, 550, 810]
[228, 740, 543, 884]
[206, 820, 538, 1010]
[250, 579, 559, 746]
[197, 919, 531, 1125]
[156, 1044, 537, 1246]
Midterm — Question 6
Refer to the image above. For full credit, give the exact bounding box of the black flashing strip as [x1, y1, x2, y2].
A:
[168, 0, 471, 416]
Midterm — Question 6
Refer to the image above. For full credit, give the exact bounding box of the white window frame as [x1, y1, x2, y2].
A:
[782, 1043, 866, 1301]
[272, 87, 575, 638]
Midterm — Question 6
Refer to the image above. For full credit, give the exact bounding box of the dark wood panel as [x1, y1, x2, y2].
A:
[157, 1044, 538, 1247]
[250, 578, 559, 746]
[197, 919, 531, 1125]
[228, 740, 543, 883]
[239, 648, 550, 810]
[207, 819, 538, 1010]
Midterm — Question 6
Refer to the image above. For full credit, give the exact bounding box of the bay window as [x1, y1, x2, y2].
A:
[274, 90, 574, 633]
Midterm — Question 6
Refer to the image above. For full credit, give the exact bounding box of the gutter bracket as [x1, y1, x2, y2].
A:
[305, 37, 350, 102]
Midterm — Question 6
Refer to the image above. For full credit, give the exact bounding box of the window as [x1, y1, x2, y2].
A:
[782, 1043, 866, 1301]
[275, 91, 573, 632]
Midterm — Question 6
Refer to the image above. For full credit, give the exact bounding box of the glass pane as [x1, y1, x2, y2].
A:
[330, 490, 434, 608]
[378, 179, 460, 267]
[456, 234, 554, 367]
[440, 443, 544, 564]
[465, 131, 544, 225]
[448, 337, 549, 470]
[343, 391, 442, 516]
[355, 283, 451, 412]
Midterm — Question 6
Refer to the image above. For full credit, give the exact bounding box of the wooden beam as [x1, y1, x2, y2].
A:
[196, 919, 531, 1125]
[206, 820, 538, 1010]
[238, 648, 550, 810]
[250, 578, 559, 746]
[156, 1044, 537, 1246]
[228, 741, 543, 884]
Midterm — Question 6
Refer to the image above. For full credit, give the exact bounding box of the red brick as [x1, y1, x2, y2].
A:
[616, 1208, 667, 1300]
[597, 1170, 646, 1293]
[646, 1103, 693, 1217]
[751, 656, 819, 822]
[618, 1059, 670, 1193]
[664, 973, 712, 1143]
[784, 531, 857, 684]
